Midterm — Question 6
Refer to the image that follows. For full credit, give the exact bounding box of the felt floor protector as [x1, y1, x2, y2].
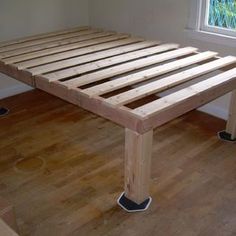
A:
[117, 192, 152, 213]
[218, 130, 236, 143]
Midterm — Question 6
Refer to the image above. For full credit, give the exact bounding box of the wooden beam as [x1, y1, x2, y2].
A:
[0, 31, 108, 59]
[0, 26, 89, 48]
[0, 61, 34, 86]
[84, 51, 217, 96]
[64, 46, 195, 88]
[133, 68, 236, 133]
[0, 28, 92, 53]
[106, 56, 236, 106]
[4, 34, 128, 64]
[29, 40, 153, 75]
[15, 36, 135, 69]
[124, 129, 153, 204]
[1, 32, 114, 62]
[226, 90, 236, 139]
[49, 43, 175, 82]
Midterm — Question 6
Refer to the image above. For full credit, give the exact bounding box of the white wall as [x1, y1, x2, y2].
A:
[0, 0, 89, 99]
[89, 0, 236, 120]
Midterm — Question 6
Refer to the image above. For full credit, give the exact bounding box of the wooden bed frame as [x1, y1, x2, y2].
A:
[0, 26, 236, 212]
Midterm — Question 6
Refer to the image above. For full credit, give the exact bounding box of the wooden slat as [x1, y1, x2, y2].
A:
[106, 56, 236, 106]
[29, 40, 155, 75]
[62, 47, 197, 88]
[16, 36, 137, 70]
[4, 34, 129, 64]
[133, 68, 236, 119]
[47, 43, 175, 82]
[83, 51, 218, 96]
[0, 31, 113, 59]
[0, 28, 96, 53]
[0, 26, 89, 48]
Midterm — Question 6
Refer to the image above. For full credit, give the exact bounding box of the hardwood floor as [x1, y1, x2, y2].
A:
[0, 90, 236, 236]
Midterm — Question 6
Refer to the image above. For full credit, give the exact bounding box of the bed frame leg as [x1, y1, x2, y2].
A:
[0, 107, 9, 117]
[218, 90, 236, 142]
[117, 128, 153, 212]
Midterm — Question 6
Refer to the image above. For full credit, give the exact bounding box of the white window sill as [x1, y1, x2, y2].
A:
[185, 29, 236, 48]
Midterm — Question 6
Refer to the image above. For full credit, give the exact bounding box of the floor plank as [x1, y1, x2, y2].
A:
[0, 90, 236, 236]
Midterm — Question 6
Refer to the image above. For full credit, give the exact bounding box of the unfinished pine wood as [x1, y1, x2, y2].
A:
[132, 68, 236, 133]
[83, 51, 218, 96]
[1, 90, 236, 236]
[226, 90, 236, 139]
[0, 28, 94, 53]
[14, 35, 133, 69]
[0, 30, 97, 53]
[0, 26, 89, 48]
[106, 56, 236, 106]
[134, 68, 236, 118]
[1, 32, 115, 62]
[62, 47, 196, 88]
[29, 40, 155, 75]
[0, 31, 110, 59]
[124, 129, 153, 204]
[0, 61, 33, 86]
[0, 220, 18, 236]
[46, 43, 175, 82]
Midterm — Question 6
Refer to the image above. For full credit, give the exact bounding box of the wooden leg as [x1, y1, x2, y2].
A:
[226, 90, 236, 140]
[218, 90, 236, 142]
[117, 128, 153, 212]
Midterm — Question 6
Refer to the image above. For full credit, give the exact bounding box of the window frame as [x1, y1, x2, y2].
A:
[186, 0, 236, 47]
[200, 0, 236, 37]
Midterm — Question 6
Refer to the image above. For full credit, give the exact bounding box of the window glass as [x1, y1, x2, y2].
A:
[208, 0, 236, 30]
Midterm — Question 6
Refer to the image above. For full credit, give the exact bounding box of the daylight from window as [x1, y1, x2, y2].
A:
[208, 0, 236, 30]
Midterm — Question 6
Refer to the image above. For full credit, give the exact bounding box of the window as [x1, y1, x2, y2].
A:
[202, 0, 236, 37]
[187, 0, 236, 46]
[208, 0, 236, 29]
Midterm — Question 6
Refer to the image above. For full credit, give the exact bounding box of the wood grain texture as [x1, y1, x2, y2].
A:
[106, 56, 236, 106]
[0, 28, 92, 53]
[0, 26, 89, 48]
[0, 61, 34, 86]
[83, 51, 217, 96]
[25, 38, 146, 75]
[133, 69, 236, 133]
[226, 90, 236, 139]
[50, 43, 174, 83]
[1, 90, 236, 236]
[15, 36, 136, 69]
[0, 31, 108, 59]
[124, 129, 153, 204]
[65, 47, 196, 88]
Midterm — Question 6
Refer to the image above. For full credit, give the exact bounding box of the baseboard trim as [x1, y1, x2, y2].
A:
[0, 84, 33, 99]
[198, 104, 228, 121]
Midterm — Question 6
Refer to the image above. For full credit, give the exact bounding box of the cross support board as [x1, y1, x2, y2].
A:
[0, 26, 236, 212]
